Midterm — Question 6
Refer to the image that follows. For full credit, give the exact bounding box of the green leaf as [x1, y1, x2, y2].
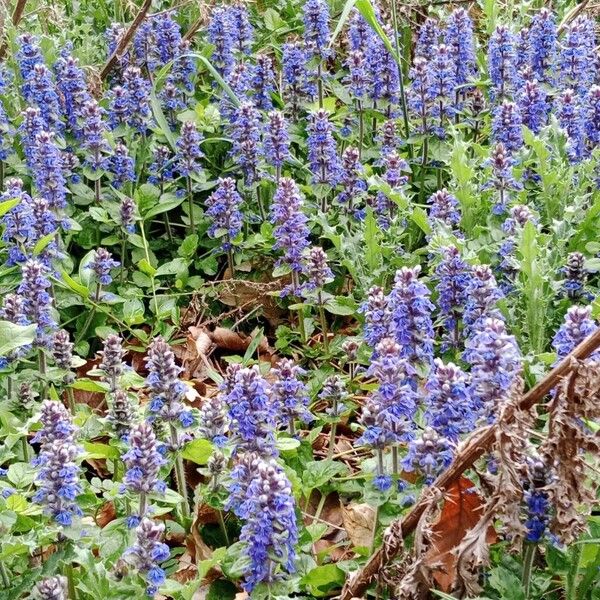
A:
[325, 296, 357, 316]
[61, 270, 90, 298]
[72, 378, 108, 393]
[7, 463, 36, 487]
[0, 198, 19, 218]
[355, 0, 399, 64]
[411, 207, 431, 235]
[329, 0, 357, 49]
[138, 258, 157, 277]
[123, 298, 145, 325]
[364, 207, 381, 272]
[181, 439, 213, 465]
[303, 460, 348, 491]
[83, 442, 120, 460]
[276, 436, 301, 452]
[264, 8, 285, 31]
[150, 90, 177, 150]
[143, 194, 184, 220]
[301, 564, 345, 595]
[0, 321, 37, 356]
[32, 232, 56, 256]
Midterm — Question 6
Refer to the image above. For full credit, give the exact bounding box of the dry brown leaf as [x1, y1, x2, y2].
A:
[172, 549, 197, 584]
[424, 477, 497, 592]
[95, 501, 116, 528]
[341, 502, 376, 549]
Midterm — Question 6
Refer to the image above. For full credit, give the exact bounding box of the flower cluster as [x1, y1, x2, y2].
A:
[389, 265, 435, 368]
[198, 393, 228, 447]
[307, 109, 341, 186]
[562, 252, 587, 300]
[90, 248, 120, 287]
[223, 365, 277, 456]
[205, 177, 243, 251]
[145, 336, 193, 429]
[425, 359, 473, 440]
[231, 457, 298, 591]
[175, 121, 204, 177]
[403, 427, 454, 484]
[359, 285, 392, 349]
[122, 422, 166, 501]
[230, 102, 261, 186]
[32, 400, 82, 526]
[552, 305, 598, 359]
[270, 178, 310, 288]
[125, 518, 170, 596]
[271, 359, 312, 432]
[434, 246, 472, 349]
[463, 318, 522, 419]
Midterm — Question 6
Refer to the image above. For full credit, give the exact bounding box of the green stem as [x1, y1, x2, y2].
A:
[227, 246, 235, 278]
[327, 421, 337, 461]
[120, 233, 127, 284]
[217, 510, 230, 546]
[65, 561, 77, 600]
[522, 543, 536, 598]
[566, 542, 583, 600]
[317, 62, 324, 110]
[357, 101, 364, 162]
[0, 562, 10, 589]
[66, 387, 76, 415]
[21, 434, 30, 463]
[169, 425, 190, 519]
[256, 185, 266, 221]
[38, 349, 47, 377]
[390, 0, 410, 145]
[139, 491, 147, 518]
[74, 284, 101, 346]
[317, 291, 329, 352]
[312, 491, 328, 524]
[186, 176, 195, 232]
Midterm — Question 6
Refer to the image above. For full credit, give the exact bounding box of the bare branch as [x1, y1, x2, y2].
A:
[339, 327, 600, 600]
[99, 0, 152, 81]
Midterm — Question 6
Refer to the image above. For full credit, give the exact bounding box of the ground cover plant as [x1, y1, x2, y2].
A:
[0, 0, 599, 598]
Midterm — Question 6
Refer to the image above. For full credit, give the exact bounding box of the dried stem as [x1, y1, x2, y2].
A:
[0, 0, 28, 59]
[100, 0, 152, 81]
[339, 327, 600, 600]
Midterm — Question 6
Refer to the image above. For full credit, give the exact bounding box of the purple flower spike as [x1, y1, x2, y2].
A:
[307, 108, 341, 186]
[359, 286, 392, 349]
[205, 177, 243, 251]
[125, 518, 170, 597]
[416, 17, 440, 60]
[270, 177, 310, 285]
[145, 336, 193, 429]
[32, 401, 82, 526]
[389, 265, 435, 369]
[463, 317, 522, 420]
[434, 246, 472, 350]
[230, 102, 262, 186]
[425, 359, 474, 440]
[18, 259, 56, 348]
[491, 101, 523, 152]
[175, 121, 204, 177]
[223, 365, 277, 456]
[271, 358, 312, 432]
[252, 53, 276, 111]
[488, 25, 516, 101]
[109, 142, 135, 189]
[530, 8, 557, 85]
[403, 427, 454, 484]
[552, 305, 598, 360]
[89, 248, 120, 286]
[122, 422, 166, 498]
[235, 458, 298, 592]
[264, 111, 290, 170]
[303, 0, 331, 60]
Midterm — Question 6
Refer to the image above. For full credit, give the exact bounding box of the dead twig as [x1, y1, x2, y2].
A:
[100, 0, 152, 81]
[339, 327, 600, 600]
[0, 0, 28, 60]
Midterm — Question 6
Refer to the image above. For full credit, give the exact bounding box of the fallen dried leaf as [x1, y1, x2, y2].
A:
[424, 477, 497, 592]
[95, 501, 116, 527]
[341, 502, 376, 550]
